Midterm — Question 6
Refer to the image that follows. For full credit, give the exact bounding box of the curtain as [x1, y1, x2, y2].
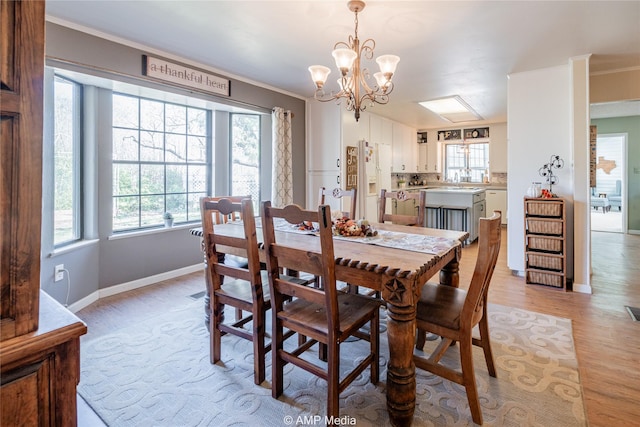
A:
[271, 107, 293, 207]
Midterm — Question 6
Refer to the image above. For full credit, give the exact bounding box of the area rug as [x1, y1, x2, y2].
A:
[78, 301, 587, 426]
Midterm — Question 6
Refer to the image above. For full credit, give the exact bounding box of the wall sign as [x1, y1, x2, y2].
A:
[143, 55, 230, 97]
[345, 146, 358, 190]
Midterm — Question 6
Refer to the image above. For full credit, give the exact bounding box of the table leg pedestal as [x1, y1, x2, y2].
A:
[384, 278, 418, 427]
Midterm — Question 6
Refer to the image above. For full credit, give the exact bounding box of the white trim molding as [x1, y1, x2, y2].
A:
[67, 264, 203, 313]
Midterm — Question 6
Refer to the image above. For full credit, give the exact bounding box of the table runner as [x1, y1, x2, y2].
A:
[247, 217, 459, 257]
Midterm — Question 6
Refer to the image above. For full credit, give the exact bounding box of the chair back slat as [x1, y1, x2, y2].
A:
[261, 201, 339, 333]
[318, 187, 357, 219]
[462, 211, 502, 323]
[378, 189, 426, 226]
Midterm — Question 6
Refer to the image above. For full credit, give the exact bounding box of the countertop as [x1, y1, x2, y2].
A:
[393, 184, 507, 192]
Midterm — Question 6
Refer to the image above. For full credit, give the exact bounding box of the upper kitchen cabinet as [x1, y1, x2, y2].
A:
[342, 109, 369, 149]
[489, 122, 507, 173]
[369, 113, 393, 146]
[307, 101, 342, 172]
[392, 122, 417, 172]
[417, 131, 442, 173]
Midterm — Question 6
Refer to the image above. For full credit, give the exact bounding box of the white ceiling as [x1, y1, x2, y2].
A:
[46, 1, 640, 130]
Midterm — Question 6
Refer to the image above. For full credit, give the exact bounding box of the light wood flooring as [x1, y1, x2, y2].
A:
[75, 228, 640, 427]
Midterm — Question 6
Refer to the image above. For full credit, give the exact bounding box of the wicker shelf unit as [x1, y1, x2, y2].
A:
[524, 197, 567, 290]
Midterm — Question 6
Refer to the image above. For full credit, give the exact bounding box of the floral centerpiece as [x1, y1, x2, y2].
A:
[333, 217, 378, 237]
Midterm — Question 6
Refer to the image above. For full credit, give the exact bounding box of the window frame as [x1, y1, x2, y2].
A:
[229, 112, 262, 211]
[444, 142, 489, 183]
[111, 92, 211, 232]
[53, 74, 83, 247]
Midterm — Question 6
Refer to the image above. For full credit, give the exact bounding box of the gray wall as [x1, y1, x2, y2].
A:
[41, 22, 307, 306]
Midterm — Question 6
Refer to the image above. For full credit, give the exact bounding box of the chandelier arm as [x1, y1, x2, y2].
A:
[360, 38, 375, 60]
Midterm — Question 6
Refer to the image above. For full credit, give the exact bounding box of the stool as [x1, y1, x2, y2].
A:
[425, 205, 442, 229]
[441, 205, 469, 246]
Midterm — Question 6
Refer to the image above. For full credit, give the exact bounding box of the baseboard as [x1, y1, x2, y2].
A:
[67, 292, 99, 313]
[67, 264, 203, 313]
[629, 229, 640, 235]
[571, 282, 592, 294]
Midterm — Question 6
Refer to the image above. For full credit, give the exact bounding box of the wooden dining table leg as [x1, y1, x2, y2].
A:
[384, 277, 418, 427]
[439, 246, 462, 289]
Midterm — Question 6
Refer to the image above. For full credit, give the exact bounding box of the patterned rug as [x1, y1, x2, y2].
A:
[78, 301, 587, 426]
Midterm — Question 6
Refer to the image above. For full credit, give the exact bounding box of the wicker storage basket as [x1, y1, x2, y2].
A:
[526, 236, 562, 252]
[526, 270, 564, 288]
[526, 218, 563, 235]
[525, 200, 563, 217]
[527, 253, 563, 271]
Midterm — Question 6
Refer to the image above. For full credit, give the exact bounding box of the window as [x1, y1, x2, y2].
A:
[230, 113, 261, 209]
[112, 94, 209, 231]
[444, 143, 489, 183]
[53, 75, 82, 246]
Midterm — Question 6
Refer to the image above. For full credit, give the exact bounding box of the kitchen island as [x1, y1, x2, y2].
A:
[422, 187, 486, 243]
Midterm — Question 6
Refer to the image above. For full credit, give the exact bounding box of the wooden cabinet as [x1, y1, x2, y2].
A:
[1, 2, 87, 425]
[524, 198, 567, 290]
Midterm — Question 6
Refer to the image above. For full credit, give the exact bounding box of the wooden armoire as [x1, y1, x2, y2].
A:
[1, 1, 87, 425]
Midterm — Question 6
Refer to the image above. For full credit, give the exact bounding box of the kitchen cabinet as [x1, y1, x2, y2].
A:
[307, 101, 342, 172]
[416, 130, 441, 173]
[489, 123, 507, 173]
[427, 138, 442, 173]
[369, 113, 393, 146]
[524, 198, 567, 290]
[392, 122, 417, 173]
[306, 102, 372, 210]
[485, 189, 507, 224]
[418, 142, 428, 172]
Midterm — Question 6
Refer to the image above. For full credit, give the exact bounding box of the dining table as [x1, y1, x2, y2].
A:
[191, 220, 468, 427]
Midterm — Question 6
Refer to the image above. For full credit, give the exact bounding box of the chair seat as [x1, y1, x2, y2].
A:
[417, 282, 467, 330]
[278, 293, 380, 341]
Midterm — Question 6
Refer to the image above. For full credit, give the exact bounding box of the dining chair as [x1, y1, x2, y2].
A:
[413, 211, 502, 425]
[200, 197, 297, 385]
[318, 186, 357, 219]
[200, 195, 252, 323]
[378, 189, 426, 226]
[260, 201, 380, 420]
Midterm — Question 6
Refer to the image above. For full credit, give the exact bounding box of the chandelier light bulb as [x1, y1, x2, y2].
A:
[332, 48, 357, 75]
[373, 72, 388, 91]
[308, 65, 331, 89]
[376, 55, 400, 76]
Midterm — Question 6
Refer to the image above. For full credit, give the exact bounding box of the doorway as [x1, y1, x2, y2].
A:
[590, 133, 627, 233]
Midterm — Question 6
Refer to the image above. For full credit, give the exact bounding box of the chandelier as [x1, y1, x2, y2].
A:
[308, 0, 399, 122]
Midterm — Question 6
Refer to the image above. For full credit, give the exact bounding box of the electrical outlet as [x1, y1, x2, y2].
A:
[54, 264, 65, 282]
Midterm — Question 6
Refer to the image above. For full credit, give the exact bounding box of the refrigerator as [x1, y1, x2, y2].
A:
[357, 139, 392, 221]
